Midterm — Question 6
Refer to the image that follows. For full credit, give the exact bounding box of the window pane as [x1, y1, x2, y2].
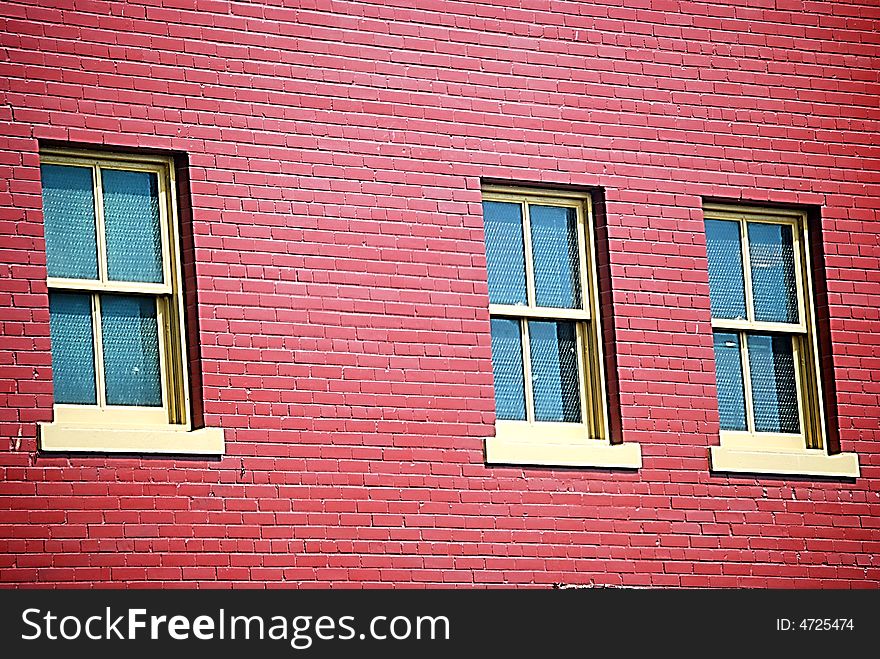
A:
[748, 222, 799, 324]
[704, 219, 746, 320]
[40, 164, 99, 280]
[530, 205, 582, 309]
[101, 295, 162, 407]
[102, 169, 164, 283]
[529, 321, 581, 422]
[712, 332, 747, 431]
[490, 318, 526, 420]
[48, 293, 97, 404]
[483, 201, 527, 305]
[747, 334, 800, 434]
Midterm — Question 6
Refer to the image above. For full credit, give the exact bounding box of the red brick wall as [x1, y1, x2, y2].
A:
[1, 0, 878, 587]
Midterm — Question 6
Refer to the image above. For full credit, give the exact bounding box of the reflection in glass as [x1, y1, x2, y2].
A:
[49, 293, 97, 404]
[483, 201, 527, 305]
[712, 332, 747, 431]
[101, 295, 162, 407]
[747, 334, 800, 434]
[705, 219, 746, 320]
[529, 321, 580, 423]
[748, 222, 798, 324]
[41, 164, 99, 280]
[529, 205, 581, 309]
[490, 318, 526, 420]
[103, 169, 164, 283]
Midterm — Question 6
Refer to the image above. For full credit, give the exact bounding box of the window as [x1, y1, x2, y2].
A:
[38, 148, 223, 454]
[704, 203, 857, 477]
[481, 186, 640, 468]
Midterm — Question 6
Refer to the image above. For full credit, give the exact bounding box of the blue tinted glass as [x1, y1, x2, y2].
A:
[529, 321, 580, 423]
[748, 223, 799, 324]
[101, 295, 162, 407]
[712, 332, 746, 431]
[530, 205, 581, 309]
[40, 164, 98, 279]
[705, 219, 746, 320]
[102, 169, 164, 283]
[483, 201, 527, 305]
[747, 334, 800, 433]
[490, 318, 526, 420]
[49, 293, 97, 404]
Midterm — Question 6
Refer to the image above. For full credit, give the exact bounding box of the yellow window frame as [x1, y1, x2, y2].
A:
[483, 185, 640, 469]
[705, 203, 858, 477]
[38, 148, 222, 454]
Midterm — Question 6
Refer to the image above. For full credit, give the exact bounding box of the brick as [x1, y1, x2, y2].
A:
[0, 0, 877, 588]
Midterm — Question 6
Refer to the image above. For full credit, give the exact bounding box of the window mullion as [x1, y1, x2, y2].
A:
[91, 293, 107, 408]
[522, 201, 536, 308]
[521, 318, 535, 422]
[93, 165, 109, 284]
[740, 219, 755, 322]
[711, 318, 806, 335]
[46, 278, 171, 296]
[739, 330, 755, 433]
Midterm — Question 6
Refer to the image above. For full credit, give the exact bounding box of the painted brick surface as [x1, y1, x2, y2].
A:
[1, 0, 879, 587]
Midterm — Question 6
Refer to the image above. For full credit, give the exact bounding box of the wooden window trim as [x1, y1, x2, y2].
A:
[38, 147, 223, 455]
[705, 202, 857, 478]
[483, 185, 640, 469]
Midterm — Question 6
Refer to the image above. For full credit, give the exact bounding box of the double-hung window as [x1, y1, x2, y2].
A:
[38, 148, 223, 454]
[704, 203, 857, 477]
[481, 186, 640, 468]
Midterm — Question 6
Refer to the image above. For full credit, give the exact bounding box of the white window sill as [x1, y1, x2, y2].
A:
[710, 446, 859, 478]
[38, 423, 225, 455]
[486, 436, 641, 469]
